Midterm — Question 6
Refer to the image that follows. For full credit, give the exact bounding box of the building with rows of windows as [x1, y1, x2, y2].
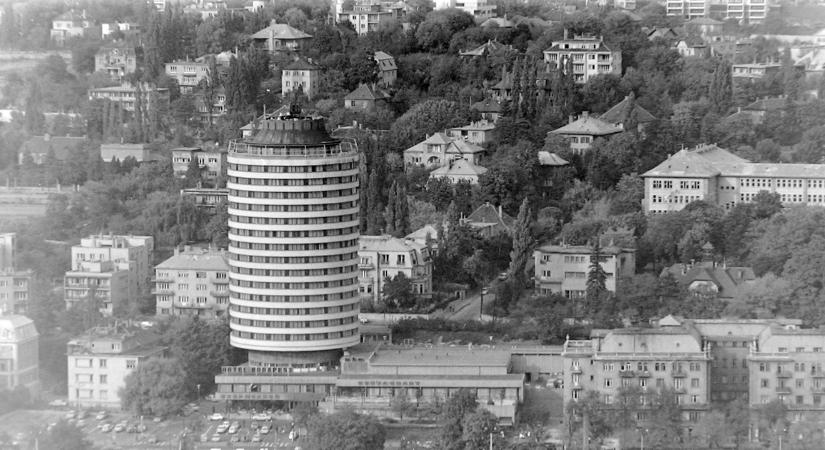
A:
[642, 144, 825, 214]
[562, 316, 825, 444]
[67, 325, 165, 409]
[532, 243, 636, 299]
[357, 235, 432, 305]
[154, 246, 229, 318]
[220, 105, 361, 375]
[542, 33, 622, 84]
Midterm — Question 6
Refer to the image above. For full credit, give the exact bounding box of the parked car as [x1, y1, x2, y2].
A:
[216, 422, 229, 434]
[260, 425, 271, 434]
[48, 399, 68, 407]
[211, 434, 221, 442]
[95, 411, 107, 421]
[113, 423, 126, 433]
[251, 412, 271, 421]
[100, 423, 113, 433]
[152, 417, 163, 423]
[64, 411, 76, 420]
[209, 413, 224, 421]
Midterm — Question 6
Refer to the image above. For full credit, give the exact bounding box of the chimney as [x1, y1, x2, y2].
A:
[498, 205, 502, 218]
[568, 114, 574, 124]
[582, 111, 589, 119]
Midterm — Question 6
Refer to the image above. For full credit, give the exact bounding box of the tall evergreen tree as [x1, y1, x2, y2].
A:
[622, 91, 639, 133]
[0, 3, 18, 48]
[384, 181, 399, 236]
[24, 81, 45, 135]
[358, 153, 369, 233]
[781, 47, 800, 100]
[507, 198, 533, 287]
[708, 59, 733, 115]
[367, 169, 384, 234]
[393, 182, 410, 237]
[586, 240, 607, 303]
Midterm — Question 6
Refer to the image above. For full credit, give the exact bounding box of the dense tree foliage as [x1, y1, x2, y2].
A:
[304, 410, 386, 450]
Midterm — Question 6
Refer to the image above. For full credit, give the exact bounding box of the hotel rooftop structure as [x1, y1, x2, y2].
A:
[642, 144, 825, 214]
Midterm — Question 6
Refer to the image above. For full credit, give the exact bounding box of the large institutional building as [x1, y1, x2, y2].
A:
[0, 233, 31, 315]
[642, 144, 825, 214]
[222, 105, 361, 371]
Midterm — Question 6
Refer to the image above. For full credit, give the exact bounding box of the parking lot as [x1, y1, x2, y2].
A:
[0, 401, 305, 450]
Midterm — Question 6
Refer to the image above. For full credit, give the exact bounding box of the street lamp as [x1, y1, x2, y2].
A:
[480, 288, 488, 320]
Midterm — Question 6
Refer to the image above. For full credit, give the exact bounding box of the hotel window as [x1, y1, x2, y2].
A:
[691, 395, 699, 404]
[604, 378, 613, 387]
[691, 378, 699, 388]
[99, 359, 107, 368]
[100, 390, 108, 400]
[100, 374, 107, 384]
[761, 379, 769, 388]
[796, 379, 804, 389]
[759, 362, 769, 372]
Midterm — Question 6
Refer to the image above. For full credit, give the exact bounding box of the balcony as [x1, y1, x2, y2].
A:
[152, 289, 173, 295]
[775, 386, 792, 394]
[358, 262, 374, 269]
[571, 366, 582, 374]
[672, 371, 688, 378]
[638, 370, 651, 378]
[571, 383, 583, 390]
[211, 291, 229, 297]
[212, 278, 229, 285]
[776, 371, 792, 378]
[619, 370, 635, 378]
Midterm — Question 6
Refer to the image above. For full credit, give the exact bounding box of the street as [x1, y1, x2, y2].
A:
[435, 288, 495, 322]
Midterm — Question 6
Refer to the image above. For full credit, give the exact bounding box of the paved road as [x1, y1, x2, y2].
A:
[436, 289, 496, 322]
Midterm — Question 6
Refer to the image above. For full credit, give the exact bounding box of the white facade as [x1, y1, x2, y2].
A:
[434, 0, 496, 21]
[358, 235, 433, 304]
[726, 0, 766, 23]
[543, 35, 622, 84]
[154, 247, 230, 318]
[667, 0, 707, 18]
[0, 315, 39, 393]
[164, 61, 210, 94]
[226, 113, 360, 368]
[533, 244, 636, 299]
[642, 145, 825, 214]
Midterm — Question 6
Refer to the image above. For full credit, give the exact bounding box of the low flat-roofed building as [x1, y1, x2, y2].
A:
[64, 260, 131, 316]
[94, 43, 138, 81]
[154, 246, 229, 318]
[448, 120, 495, 146]
[88, 83, 170, 112]
[100, 143, 152, 163]
[0, 315, 39, 394]
[181, 188, 228, 211]
[67, 325, 165, 409]
[323, 343, 524, 423]
[533, 243, 636, 299]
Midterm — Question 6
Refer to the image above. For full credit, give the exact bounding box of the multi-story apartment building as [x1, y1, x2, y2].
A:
[94, 44, 138, 81]
[64, 260, 131, 316]
[0, 233, 31, 315]
[549, 112, 623, 154]
[281, 58, 321, 100]
[250, 20, 312, 52]
[0, 315, 39, 394]
[154, 247, 230, 318]
[434, 0, 496, 21]
[164, 60, 211, 94]
[221, 106, 361, 374]
[170, 147, 226, 182]
[562, 321, 712, 425]
[642, 144, 825, 214]
[666, 0, 708, 18]
[533, 243, 636, 299]
[195, 87, 227, 124]
[543, 33, 622, 84]
[338, 0, 395, 35]
[67, 325, 165, 409]
[88, 83, 170, 112]
[731, 63, 783, 80]
[0, 271, 31, 315]
[748, 326, 825, 424]
[727, 0, 766, 23]
[70, 235, 154, 298]
[358, 235, 433, 304]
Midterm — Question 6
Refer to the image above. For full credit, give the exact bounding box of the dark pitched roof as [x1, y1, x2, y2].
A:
[464, 203, 515, 231]
[660, 263, 756, 299]
[20, 135, 89, 159]
[284, 58, 321, 71]
[471, 98, 502, 113]
[344, 84, 388, 101]
[599, 95, 657, 126]
[250, 22, 312, 40]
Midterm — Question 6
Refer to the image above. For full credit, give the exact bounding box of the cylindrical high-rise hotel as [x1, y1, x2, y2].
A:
[226, 108, 360, 371]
